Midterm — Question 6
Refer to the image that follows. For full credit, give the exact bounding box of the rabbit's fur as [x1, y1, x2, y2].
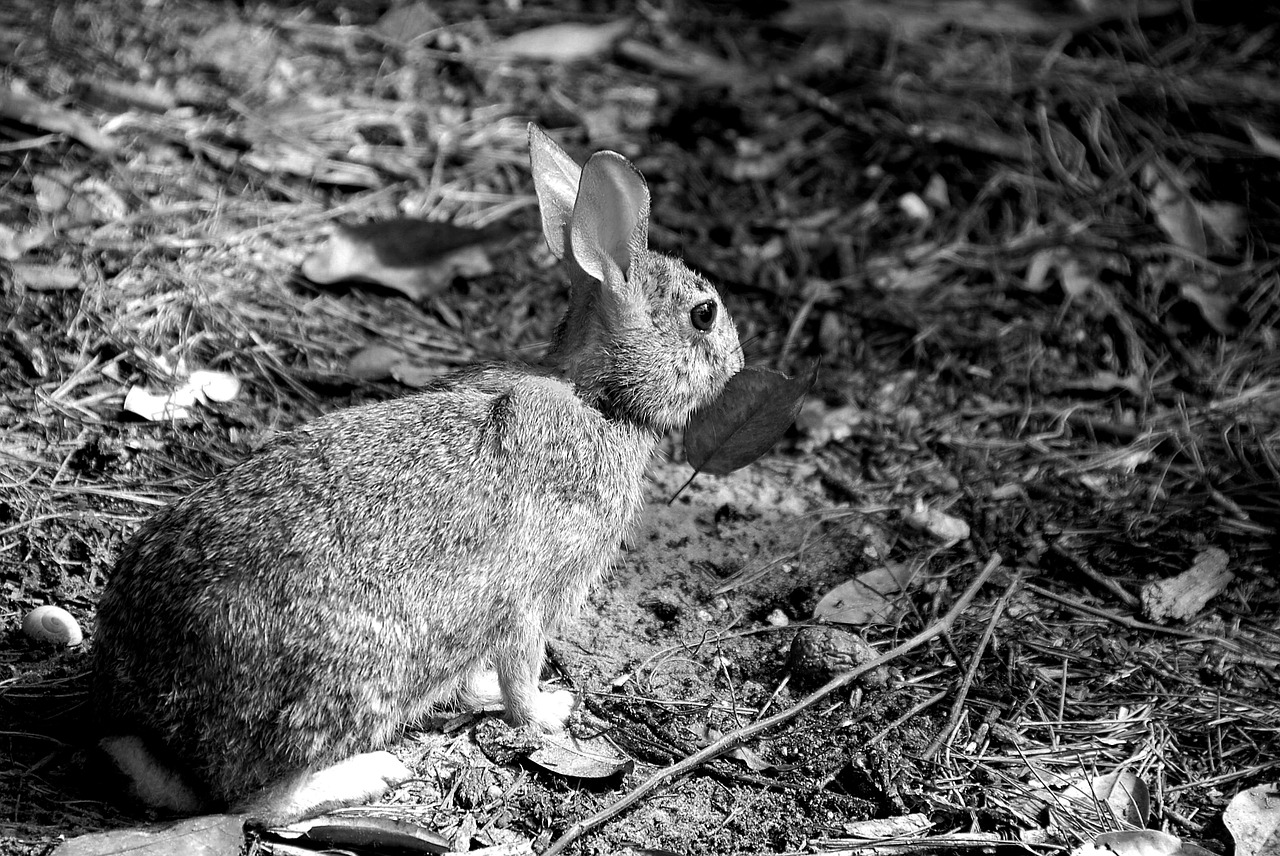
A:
[91, 126, 743, 822]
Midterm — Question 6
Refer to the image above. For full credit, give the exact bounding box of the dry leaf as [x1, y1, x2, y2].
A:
[1179, 281, 1239, 335]
[374, 0, 442, 45]
[1223, 783, 1280, 856]
[1024, 248, 1103, 299]
[1144, 162, 1247, 257]
[796, 400, 861, 452]
[487, 20, 630, 62]
[12, 262, 80, 291]
[188, 370, 241, 403]
[844, 814, 932, 839]
[272, 815, 450, 854]
[301, 219, 501, 302]
[53, 813, 245, 856]
[527, 733, 632, 779]
[1245, 123, 1280, 160]
[0, 81, 116, 152]
[1060, 770, 1150, 827]
[684, 364, 817, 476]
[813, 561, 914, 625]
[903, 500, 970, 543]
[1074, 830, 1215, 856]
[347, 345, 409, 380]
[0, 223, 52, 260]
[123, 370, 240, 421]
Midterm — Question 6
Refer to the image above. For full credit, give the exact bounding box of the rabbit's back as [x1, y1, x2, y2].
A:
[93, 366, 654, 804]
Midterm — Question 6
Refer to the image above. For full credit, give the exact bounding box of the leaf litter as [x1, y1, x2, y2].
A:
[2, 0, 1280, 855]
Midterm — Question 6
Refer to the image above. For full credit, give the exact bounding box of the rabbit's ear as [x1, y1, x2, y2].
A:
[529, 124, 583, 261]
[569, 151, 650, 285]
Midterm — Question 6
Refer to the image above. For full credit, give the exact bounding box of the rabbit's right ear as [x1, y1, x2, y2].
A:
[569, 151, 650, 287]
[529, 124, 582, 261]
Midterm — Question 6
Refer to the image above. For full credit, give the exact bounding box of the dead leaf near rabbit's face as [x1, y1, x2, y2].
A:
[88, 125, 742, 827]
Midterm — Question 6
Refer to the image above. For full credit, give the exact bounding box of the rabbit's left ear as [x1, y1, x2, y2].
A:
[569, 151, 650, 286]
[529, 124, 583, 261]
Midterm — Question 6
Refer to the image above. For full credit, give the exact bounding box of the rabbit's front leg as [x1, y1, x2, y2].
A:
[490, 621, 574, 731]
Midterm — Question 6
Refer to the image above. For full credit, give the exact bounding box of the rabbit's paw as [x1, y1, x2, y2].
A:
[240, 751, 412, 825]
[530, 689, 575, 731]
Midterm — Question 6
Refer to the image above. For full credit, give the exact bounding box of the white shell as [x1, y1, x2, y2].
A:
[22, 605, 84, 646]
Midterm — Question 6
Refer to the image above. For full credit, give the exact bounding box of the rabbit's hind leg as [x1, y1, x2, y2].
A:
[98, 734, 207, 814]
[235, 751, 411, 826]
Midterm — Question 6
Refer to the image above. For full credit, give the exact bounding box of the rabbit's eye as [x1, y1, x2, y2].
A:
[690, 301, 717, 332]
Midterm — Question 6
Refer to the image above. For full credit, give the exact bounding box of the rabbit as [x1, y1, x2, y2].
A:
[90, 124, 744, 825]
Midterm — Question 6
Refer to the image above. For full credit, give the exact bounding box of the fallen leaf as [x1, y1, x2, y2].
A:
[271, 815, 450, 854]
[124, 386, 198, 421]
[486, 20, 630, 62]
[348, 345, 408, 380]
[844, 813, 932, 839]
[300, 219, 502, 302]
[813, 561, 914, 625]
[1024, 248, 1103, 298]
[685, 364, 817, 476]
[53, 813, 245, 856]
[527, 733, 632, 779]
[1143, 162, 1246, 257]
[0, 81, 116, 152]
[190, 21, 279, 88]
[903, 500, 970, 543]
[1245, 123, 1280, 160]
[1223, 782, 1280, 856]
[1074, 830, 1214, 856]
[123, 370, 240, 421]
[12, 262, 80, 291]
[374, 0, 442, 45]
[1179, 281, 1239, 335]
[0, 223, 52, 260]
[795, 400, 862, 452]
[1060, 770, 1150, 828]
[188, 370, 241, 403]
[1196, 201, 1246, 251]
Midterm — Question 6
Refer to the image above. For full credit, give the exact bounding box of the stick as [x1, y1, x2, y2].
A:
[543, 554, 1004, 856]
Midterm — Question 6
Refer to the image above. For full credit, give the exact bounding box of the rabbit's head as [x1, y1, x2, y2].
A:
[529, 125, 743, 431]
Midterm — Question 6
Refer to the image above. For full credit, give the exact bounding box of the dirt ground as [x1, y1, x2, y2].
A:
[3, 0, 1280, 855]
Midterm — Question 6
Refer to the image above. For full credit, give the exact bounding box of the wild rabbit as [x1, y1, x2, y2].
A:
[91, 125, 744, 824]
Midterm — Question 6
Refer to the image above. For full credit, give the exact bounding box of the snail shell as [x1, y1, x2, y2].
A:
[22, 605, 84, 647]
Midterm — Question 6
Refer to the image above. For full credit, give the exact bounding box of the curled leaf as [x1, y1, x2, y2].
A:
[272, 815, 449, 854]
[685, 364, 817, 476]
[300, 219, 503, 302]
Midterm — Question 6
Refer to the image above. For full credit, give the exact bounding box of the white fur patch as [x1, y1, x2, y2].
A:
[530, 689, 575, 731]
[236, 751, 411, 825]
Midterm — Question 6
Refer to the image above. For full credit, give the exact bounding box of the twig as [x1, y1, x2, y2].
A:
[924, 574, 1022, 759]
[1025, 582, 1280, 668]
[1048, 541, 1139, 608]
[543, 554, 1004, 856]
